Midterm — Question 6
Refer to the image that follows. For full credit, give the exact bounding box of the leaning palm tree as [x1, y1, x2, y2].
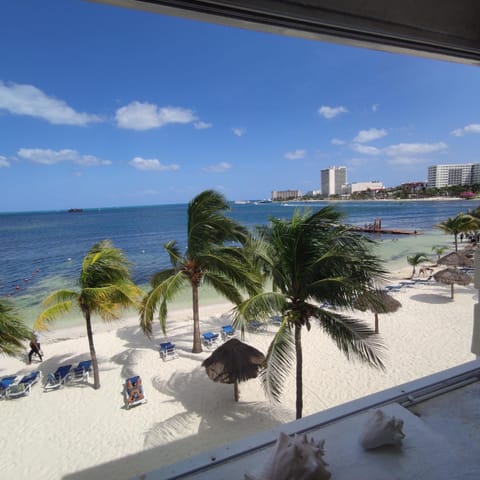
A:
[406, 253, 431, 279]
[0, 297, 31, 356]
[436, 213, 478, 251]
[140, 190, 262, 353]
[233, 206, 387, 419]
[34, 240, 142, 389]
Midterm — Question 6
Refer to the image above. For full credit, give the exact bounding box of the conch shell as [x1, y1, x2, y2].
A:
[245, 431, 331, 480]
[359, 409, 405, 450]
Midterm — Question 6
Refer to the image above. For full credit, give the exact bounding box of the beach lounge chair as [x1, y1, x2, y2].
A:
[159, 342, 178, 361]
[43, 364, 72, 391]
[0, 376, 17, 398]
[221, 325, 236, 340]
[124, 375, 147, 409]
[67, 360, 92, 384]
[5, 370, 41, 399]
[202, 332, 220, 349]
[248, 320, 266, 332]
[270, 315, 282, 326]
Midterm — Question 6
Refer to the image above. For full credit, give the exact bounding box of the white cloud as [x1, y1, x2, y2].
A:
[384, 142, 447, 156]
[350, 144, 381, 155]
[115, 101, 196, 130]
[331, 138, 345, 145]
[17, 148, 111, 166]
[232, 127, 246, 137]
[372, 104, 380, 112]
[451, 124, 480, 136]
[353, 128, 387, 143]
[202, 162, 232, 173]
[194, 121, 212, 130]
[318, 105, 348, 119]
[284, 149, 306, 160]
[350, 141, 447, 159]
[0, 81, 102, 125]
[129, 157, 180, 171]
[387, 156, 425, 166]
[0, 156, 10, 168]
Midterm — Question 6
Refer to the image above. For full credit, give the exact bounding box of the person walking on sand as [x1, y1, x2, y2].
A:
[28, 330, 42, 364]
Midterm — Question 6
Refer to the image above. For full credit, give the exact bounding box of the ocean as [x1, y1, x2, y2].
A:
[1, 200, 476, 328]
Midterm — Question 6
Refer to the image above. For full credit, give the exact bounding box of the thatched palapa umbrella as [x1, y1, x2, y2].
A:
[433, 267, 472, 299]
[202, 338, 265, 401]
[438, 251, 474, 268]
[354, 289, 402, 334]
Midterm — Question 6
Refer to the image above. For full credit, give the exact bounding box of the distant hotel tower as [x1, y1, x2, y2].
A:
[427, 163, 480, 188]
[321, 166, 347, 196]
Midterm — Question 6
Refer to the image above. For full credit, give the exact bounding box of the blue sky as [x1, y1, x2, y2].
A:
[1, 0, 480, 212]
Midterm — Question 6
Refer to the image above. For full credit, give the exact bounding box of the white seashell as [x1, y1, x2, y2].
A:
[245, 431, 331, 480]
[359, 409, 405, 450]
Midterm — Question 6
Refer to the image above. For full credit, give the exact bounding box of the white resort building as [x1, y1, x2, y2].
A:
[427, 163, 480, 188]
[321, 166, 347, 196]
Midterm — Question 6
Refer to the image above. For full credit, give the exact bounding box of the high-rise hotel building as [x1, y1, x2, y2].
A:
[321, 166, 347, 196]
[427, 163, 480, 188]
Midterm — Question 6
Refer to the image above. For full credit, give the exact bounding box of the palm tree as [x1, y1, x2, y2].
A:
[140, 190, 262, 353]
[431, 245, 449, 264]
[234, 206, 387, 419]
[406, 253, 431, 278]
[436, 213, 478, 251]
[0, 298, 31, 356]
[34, 240, 142, 389]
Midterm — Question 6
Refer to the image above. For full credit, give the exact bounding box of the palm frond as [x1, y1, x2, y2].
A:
[34, 301, 75, 331]
[187, 190, 247, 254]
[163, 240, 183, 267]
[0, 298, 32, 356]
[42, 289, 79, 308]
[259, 324, 295, 402]
[150, 268, 177, 287]
[316, 307, 385, 369]
[230, 292, 286, 338]
[139, 270, 187, 337]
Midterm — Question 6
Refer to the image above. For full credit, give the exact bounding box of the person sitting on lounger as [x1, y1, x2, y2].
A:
[126, 377, 144, 403]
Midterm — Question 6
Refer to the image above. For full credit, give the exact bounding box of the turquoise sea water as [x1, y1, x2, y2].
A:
[0, 200, 476, 327]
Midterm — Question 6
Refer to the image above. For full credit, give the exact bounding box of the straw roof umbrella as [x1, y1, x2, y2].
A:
[202, 338, 265, 401]
[433, 267, 472, 299]
[438, 251, 474, 268]
[354, 289, 401, 334]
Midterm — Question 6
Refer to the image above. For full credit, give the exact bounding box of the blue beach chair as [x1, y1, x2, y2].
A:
[202, 332, 220, 349]
[44, 364, 72, 391]
[159, 342, 178, 361]
[248, 320, 266, 332]
[124, 375, 147, 409]
[68, 360, 92, 384]
[0, 376, 17, 398]
[6, 370, 41, 398]
[221, 325, 236, 340]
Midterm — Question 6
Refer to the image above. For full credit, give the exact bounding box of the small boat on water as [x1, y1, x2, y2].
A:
[67, 208, 83, 213]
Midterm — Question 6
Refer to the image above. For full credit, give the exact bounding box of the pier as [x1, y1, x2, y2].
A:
[350, 218, 421, 235]
[350, 226, 421, 235]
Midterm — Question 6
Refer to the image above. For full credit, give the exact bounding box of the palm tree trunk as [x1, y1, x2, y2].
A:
[375, 313, 379, 334]
[191, 282, 203, 353]
[454, 233, 458, 252]
[84, 310, 100, 389]
[234, 380, 239, 401]
[451, 283, 455, 299]
[294, 323, 303, 419]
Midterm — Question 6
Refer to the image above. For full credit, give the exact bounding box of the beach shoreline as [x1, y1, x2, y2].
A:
[1, 257, 477, 479]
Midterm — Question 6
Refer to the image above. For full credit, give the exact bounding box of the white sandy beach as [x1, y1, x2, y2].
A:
[1, 267, 477, 480]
